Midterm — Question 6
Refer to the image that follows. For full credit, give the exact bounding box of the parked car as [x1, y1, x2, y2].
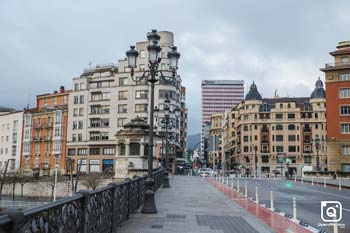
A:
[198, 168, 217, 177]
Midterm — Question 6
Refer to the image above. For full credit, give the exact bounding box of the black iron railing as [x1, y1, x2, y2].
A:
[0, 169, 165, 233]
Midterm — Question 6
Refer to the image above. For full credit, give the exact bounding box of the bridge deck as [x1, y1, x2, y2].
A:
[118, 176, 273, 233]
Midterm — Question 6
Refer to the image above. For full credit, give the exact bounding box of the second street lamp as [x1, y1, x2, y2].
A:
[126, 29, 180, 214]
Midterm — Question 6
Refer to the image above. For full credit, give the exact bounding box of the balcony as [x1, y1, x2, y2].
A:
[44, 136, 51, 141]
[261, 150, 269, 153]
[41, 163, 50, 170]
[31, 163, 40, 170]
[33, 136, 41, 142]
[262, 128, 268, 133]
[304, 128, 311, 133]
[34, 124, 42, 129]
[304, 139, 311, 144]
[321, 61, 350, 71]
[261, 140, 269, 144]
[45, 122, 52, 128]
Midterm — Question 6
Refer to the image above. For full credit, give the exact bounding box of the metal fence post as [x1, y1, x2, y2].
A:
[339, 179, 342, 191]
[270, 191, 274, 210]
[244, 182, 247, 197]
[108, 182, 118, 233]
[255, 186, 259, 203]
[78, 190, 90, 233]
[293, 195, 297, 221]
[2, 208, 24, 233]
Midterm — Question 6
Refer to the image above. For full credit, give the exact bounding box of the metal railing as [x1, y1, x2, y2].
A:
[0, 200, 49, 209]
[324, 61, 350, 68]
[0, 169, 165, 233]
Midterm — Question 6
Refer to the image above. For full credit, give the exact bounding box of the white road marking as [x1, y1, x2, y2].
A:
[308, 189, 350, 199]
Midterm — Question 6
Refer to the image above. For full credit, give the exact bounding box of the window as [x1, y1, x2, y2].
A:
[341, 145, 350, 156]
[91, 105, 110, 115]
[243, 136, 249, 142]
[243, 125, 249, 131]
[68, 149, 75, 156]
[130, 143, 140, 155]
[340, 106, 350, 115]
[315, 113, 318, 119]
[80, 95, 84, 104]
[288, 135, 296, 141]
[288, 124, 295, 130]
[119, 77, 128, 86]
[243, 115, 249, 121]
[339, 88, 350, 98]
[288, 146, 296, 152]
[280, 103, 283, 108]
[135, 90, 148, 99]
[78, 134, 82, 142]
[276, 125, 283, 130]
[140, 50, 146, 58]
[118, 118, 127, 127]
[118, 91, 128, 100]
[276, 135, 283, 141]
[103, 147, 115, 155]
[53, 97, 57, 105]
[72, 134, 76, 142]
[79, 108, 84, 116]
[135, 104, 148, 112]
[276, 113, 283, 120]
[73, 108, 78, 116]
[276, 146, 284, 152]
[243, 146, 249, 152]
[80, 82, 85, 90]
[78, 121, 83, 129]
[74, 83, 79, 91]
[77, 148, 87, 155]
[339, 74, 350, 81]
[288, 113, 295, 119]
[119, 144, 126, 155]
[341, 57, 349, 64]
[340, 123, 350, 134]
[287, 103, 291, 108]
[74, 96, 79, 104]
[118, 104, 127, 113]
[91, 92, 110, 101]
[159, 90, 175, 99]
[63, 95, 67, 104]
[90, 148, 100, 155]
[73, 121, 77, 129]
[262, 156, 269, 163]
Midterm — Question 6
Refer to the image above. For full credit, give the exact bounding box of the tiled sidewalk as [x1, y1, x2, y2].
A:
[118, 176, 274, 233]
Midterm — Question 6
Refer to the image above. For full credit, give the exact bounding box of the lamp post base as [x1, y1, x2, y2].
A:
[141, 178, 157, 214]
[163, 170, 170, 188]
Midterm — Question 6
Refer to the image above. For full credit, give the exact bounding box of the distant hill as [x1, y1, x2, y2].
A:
[187, 133, 200, 150]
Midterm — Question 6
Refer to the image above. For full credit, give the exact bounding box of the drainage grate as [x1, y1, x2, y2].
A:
[166, 214, 186, 219]
[150, 225, 163, 229]
[196, 215, 259, 233]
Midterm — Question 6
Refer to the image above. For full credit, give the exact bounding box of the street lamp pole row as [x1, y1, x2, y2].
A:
[126, 29, 180, 214]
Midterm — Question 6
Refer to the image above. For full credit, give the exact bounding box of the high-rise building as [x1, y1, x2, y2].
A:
[321, 41, 350, 172]
[66, 31, 185, 174]
[216, 80, 326, 175]
[0, 108, 23, 173]
[201, 80, 244, 162]
[179, 86, 188, 158]
[21, 86, 70, 175]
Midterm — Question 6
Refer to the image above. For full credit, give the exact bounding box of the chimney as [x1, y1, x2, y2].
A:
[54, 91, 58, 94]
[59, 86, 65, 93]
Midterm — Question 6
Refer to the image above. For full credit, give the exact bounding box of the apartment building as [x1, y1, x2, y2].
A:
[208, 113, 223, 168]
[21, 86, 70, 176]
[179, 86, 188, 158]
[321, 41, 350, 172]
[201, 80, 244, 162]
[0, 108, 23, 172]
[66, 31, 185, 174]
[218, 80, 326, 176]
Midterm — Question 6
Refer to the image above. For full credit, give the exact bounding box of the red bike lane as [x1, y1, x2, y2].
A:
[207, 178, 312, 233]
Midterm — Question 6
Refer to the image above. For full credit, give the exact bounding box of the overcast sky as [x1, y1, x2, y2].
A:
[1, 0, 350, 135]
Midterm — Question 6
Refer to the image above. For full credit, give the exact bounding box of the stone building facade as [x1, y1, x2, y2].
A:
[217, 80, 326, 176]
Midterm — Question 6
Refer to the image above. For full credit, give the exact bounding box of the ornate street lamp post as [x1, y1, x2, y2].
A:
[311, 134, 324, 172]
[126, 30, 180, 214]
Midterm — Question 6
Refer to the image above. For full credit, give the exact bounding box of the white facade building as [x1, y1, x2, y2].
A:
[66, 31, 184, 174]
[0, 109, 23, 172]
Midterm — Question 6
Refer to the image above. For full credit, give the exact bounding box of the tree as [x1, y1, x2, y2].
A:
[10, 173, 19, 201]
[17, 170, 30, 198]
[81, 173, 102, 190]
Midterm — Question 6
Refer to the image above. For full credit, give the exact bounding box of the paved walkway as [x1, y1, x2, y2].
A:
[119, 176, 273, 233]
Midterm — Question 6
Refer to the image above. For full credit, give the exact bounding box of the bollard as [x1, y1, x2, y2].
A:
[270, 191, 274, 209]
[301, 176, 303, 184]
[339, 179, 342, 191]
[294, 175, 296, 183]
[245, 182, 248, 197]
[237, 179, 240, 192]
[293, 195, 297, 221]
[255, 186, 259, 203]
[231, 177, 234, 189]
[333, 216, 339, 233]
[324, 177, 327, 188]
[312, 177, 314, 186]
[226, 177, 229, 186]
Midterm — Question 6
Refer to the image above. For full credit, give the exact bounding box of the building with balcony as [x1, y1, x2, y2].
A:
[208, 113, 223, 168]
[20, 86, 70, 176]
[0, 109, 23, 173]
[66, 31, 185, 174]
[217, 80, 326, 176]
[321, 41, 350, 172]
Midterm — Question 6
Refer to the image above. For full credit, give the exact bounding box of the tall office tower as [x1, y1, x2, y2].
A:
[321, 41, 350, 172]
[66, 31, 184, 174]
[21, 86, 70, 176]
[0, 107, 23, 173]
[201, 80, 244, 164]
